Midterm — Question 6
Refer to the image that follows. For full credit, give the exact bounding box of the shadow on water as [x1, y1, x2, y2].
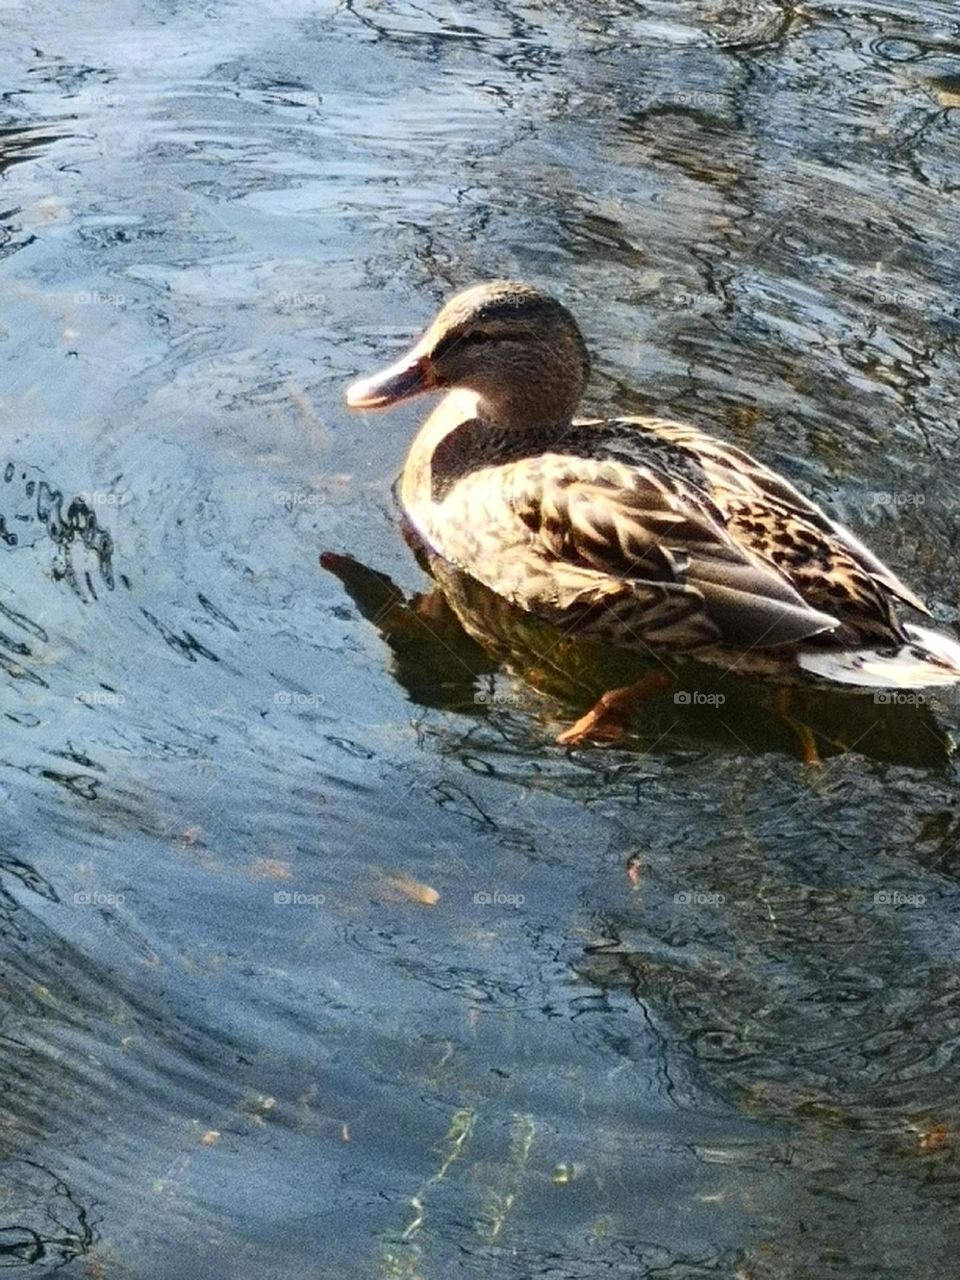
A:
[0, 0, 960, 1276]
[323, 548, 957, 770]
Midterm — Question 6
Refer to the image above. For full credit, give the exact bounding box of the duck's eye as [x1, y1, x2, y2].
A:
[433, 329, 494, 361]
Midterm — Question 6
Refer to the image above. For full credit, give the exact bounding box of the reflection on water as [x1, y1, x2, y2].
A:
[1, 0, 960, 1276]
[323, 549, 956, 768]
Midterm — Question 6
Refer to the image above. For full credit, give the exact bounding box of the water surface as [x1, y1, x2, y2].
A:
[1, 1, 960, 1276]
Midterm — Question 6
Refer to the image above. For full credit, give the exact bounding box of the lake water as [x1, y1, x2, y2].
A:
[1, 1, 960, 1276]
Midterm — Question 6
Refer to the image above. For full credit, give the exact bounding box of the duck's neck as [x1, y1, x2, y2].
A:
[400, 390, 570, 531]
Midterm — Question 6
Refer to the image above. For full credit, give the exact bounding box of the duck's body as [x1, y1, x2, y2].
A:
[347, 282, 960, 698]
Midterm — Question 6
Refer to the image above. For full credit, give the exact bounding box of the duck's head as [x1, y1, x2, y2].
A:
[345, 280, 591, 429]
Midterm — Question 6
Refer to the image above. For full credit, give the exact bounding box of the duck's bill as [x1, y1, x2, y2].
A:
[345, 350, 438, 409]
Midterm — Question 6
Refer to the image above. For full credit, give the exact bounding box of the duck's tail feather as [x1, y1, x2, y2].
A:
[798, 624, 960, 690]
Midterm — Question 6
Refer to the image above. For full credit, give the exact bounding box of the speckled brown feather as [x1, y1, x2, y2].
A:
[633, 420, 929, 617]
[404, 414, 844, 656]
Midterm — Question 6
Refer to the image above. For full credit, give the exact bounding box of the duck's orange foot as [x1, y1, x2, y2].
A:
[775, 687, 823, 768]
[557, 671, 672, 747]
[556, 700, 630, 746]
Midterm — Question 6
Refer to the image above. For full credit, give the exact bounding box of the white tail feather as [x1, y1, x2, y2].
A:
[798, 624, 960, 690]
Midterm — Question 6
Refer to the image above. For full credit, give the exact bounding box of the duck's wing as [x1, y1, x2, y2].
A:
[435, 454, 839, 653]
[643, 421, 930, 617]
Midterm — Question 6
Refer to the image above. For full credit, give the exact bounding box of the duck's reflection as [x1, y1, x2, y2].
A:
[321, 548, 954, 769]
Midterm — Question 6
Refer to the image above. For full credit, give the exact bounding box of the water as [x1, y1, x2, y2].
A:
[1, 0, 960, 1275]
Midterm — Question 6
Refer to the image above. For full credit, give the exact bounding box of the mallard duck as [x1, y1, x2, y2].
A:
[345, 281, 960, 744]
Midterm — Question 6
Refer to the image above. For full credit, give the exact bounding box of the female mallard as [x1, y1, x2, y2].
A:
[345, 281, 960, 744]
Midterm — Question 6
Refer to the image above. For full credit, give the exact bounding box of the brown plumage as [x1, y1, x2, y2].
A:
[345, 281, 960, 691]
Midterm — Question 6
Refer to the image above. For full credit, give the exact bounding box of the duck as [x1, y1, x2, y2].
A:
[345, 280, 960, 746]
